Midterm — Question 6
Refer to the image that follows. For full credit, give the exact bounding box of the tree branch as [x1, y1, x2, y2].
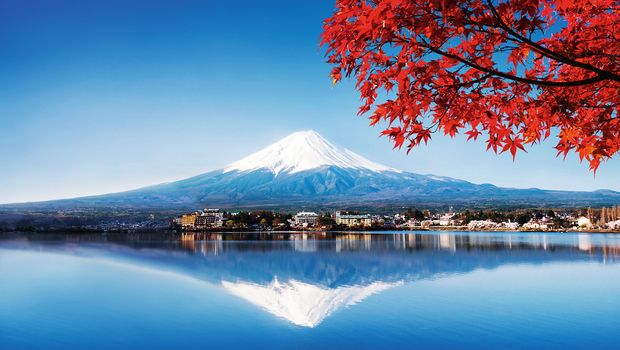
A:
[417, 38, 606, 87]
[485, 0, 620, 82]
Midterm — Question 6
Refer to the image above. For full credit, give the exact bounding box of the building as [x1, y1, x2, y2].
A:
[467, 220, 498, 230]
[607, 220, 620, 230]
[196, 208, 224, 228]
[501, 221, 520, 230]
[522, 220, 549, 230]
[335, 212, 372, 227]
[439, 213, 456, 226]
[294, 212, 319, 227]
[577, 216, 592, 228]
[175, 209, 223, 229]
[420, 220, 434, 228]
[405, 219, 421, 227]
[179, 213, 198, 228]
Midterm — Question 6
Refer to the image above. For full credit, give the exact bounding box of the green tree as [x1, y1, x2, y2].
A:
[317, 213, 335, 226]
[516, 213, 531, 226]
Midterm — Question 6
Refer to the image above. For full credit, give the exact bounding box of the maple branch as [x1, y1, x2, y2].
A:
[485, 0, 620, 83]
[417, 37, 607, 87]
[438, 73, 493, 88]
[321, 0, 620, 172]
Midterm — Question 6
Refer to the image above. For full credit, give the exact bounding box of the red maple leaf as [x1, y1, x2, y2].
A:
[322, 0, 620, 172]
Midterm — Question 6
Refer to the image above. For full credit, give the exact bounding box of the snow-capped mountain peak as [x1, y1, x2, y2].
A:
[224, 130, 400, 175]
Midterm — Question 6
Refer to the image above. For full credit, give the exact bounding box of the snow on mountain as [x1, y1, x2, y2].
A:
[222, 278, 402, 327]
[224, 130, 400, 175]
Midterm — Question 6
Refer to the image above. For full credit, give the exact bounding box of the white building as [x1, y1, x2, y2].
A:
[405, 219, 421, 227]
[294, 212, 319, 227]
[577, 216, 592, 229]
[522, 220, 548, 230]
[335, 212, 372, 227]
[439, 213, 455, 226]
[501, 221, 520, 230]
[607, 220, 620, 230]
[196, 208, 224, 227]
[467, 220, 498, 230]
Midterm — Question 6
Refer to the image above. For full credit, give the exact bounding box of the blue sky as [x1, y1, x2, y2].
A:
[0, 0, 618, 204]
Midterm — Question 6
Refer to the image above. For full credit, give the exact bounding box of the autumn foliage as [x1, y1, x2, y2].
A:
[321, 0, 619, 172]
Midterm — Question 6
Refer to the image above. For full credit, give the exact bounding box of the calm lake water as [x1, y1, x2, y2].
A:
[1, 231, 620, 349]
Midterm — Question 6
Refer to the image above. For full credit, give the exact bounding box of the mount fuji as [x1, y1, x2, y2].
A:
[8, 130, 620, 209]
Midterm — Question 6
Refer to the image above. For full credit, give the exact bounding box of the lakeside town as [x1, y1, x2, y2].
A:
[172, 206, 620, 233]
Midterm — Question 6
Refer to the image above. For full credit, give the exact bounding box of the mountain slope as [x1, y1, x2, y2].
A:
[4, 130, 620, 209]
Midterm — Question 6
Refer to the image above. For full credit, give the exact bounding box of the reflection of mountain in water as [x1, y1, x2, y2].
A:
[2, 232, 620, 327]
[223, 278, 401, 327]
[155, 232, 620, 287]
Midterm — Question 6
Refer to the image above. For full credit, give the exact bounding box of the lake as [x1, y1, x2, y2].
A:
[1, 231, 620, 349]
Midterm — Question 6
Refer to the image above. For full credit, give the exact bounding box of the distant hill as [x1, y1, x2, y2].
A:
[4, 130, 620, 210]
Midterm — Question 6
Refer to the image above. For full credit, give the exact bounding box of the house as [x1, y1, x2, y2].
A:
[196, 208, 224, 228]
[501, 221, 520, 230]
[467, 220, 498, 230]
[381, 216, 395, 228]
[405, 219, 421, 227]
[577, 216, 592, 228]
[607, 220, 620, 230]
[393, 214, 406, 225]
[439, 213, 455, 226]
[522, 220, 549, 230]
[335, 212, 372, 227]
[294, 212, 319, 227]
[420, 220, 434, 228]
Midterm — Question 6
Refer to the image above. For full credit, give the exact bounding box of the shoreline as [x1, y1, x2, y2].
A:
[171, 224, 620, 234]
[2, 226, 620, 235]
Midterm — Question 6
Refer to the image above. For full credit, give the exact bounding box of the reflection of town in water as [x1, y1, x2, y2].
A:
[177, 231, 620, 261]
[175, 231, 620, 327]
[3, 231, 620, 327]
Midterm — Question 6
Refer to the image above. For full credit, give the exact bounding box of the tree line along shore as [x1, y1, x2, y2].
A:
[172, 206, 620, 233]
[2, 206, 619, 233]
